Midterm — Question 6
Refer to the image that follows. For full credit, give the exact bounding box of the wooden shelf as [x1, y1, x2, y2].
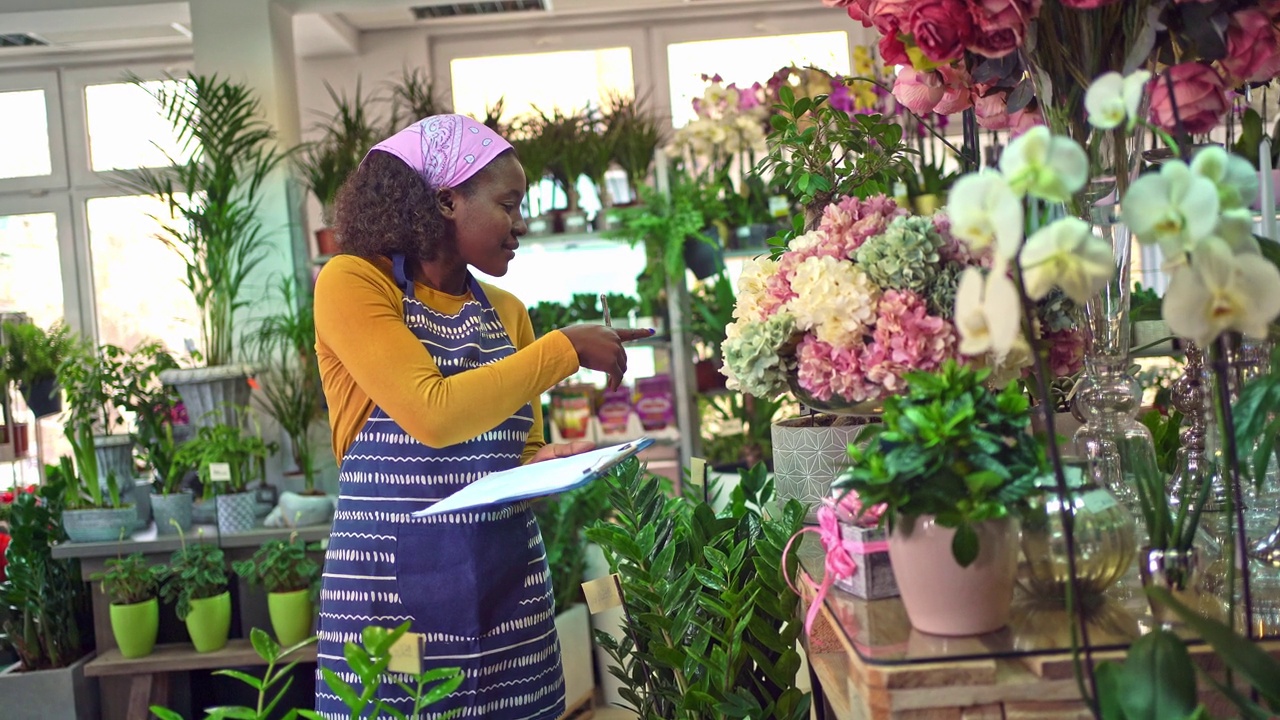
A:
[85, 639, 316, 678]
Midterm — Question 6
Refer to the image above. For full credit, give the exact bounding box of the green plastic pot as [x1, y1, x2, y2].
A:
[110, 598, 159, 658]
[186, 591, 231, 652]
[268, 589, 314, 647]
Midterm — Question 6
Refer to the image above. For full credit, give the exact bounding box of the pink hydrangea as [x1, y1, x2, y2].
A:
[863, 290, 957, 393]
[795, 336, 878, 403]
[817, 195, 907, 257]
[1044, 328, 1085, 377]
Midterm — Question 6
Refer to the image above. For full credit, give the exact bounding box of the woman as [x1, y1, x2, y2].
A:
[312, 114, 649, 719]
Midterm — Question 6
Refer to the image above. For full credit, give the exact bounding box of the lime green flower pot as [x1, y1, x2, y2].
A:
[268, 589, 314, 647]
[110, 598, 159, 658]
[186, 592, 231, 653]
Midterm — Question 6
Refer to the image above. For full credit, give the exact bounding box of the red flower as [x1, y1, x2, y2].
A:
[879, 33, 911, 66]
[1148, 63, 1229, 135]
[0, 533, 10, 582]
[910, 0, 975, 63]
[967, 0, 1034, 57]
[1, 491, 13, 505]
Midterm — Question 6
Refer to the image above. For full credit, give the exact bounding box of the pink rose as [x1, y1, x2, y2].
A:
[879, 33, 911, 66]
[910, 0, 976, 63]
[844, 0, 876, 26]
[1009, 105, 1044, 137]
[870, 0, 916, 33]
[1149, 63, 1229, 135]
[1221, 9, 1280, 86]
[973, 87, 1011, 129]
[892, 67, 945, 114]
[1060, 0, 1119, 8]
[934, 64, 975, 114]
[822, 0, 858, 5]
[967, 0, 1033, 57]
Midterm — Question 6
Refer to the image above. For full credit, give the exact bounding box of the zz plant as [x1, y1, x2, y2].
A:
[586, 460, 810, 720]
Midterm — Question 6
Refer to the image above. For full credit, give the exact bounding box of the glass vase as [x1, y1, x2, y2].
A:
[1139, 546, 1203, 626]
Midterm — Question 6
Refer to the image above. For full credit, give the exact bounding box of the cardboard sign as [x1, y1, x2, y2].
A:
[208, 463, 232, 483]
[388, 631, 424, 676]
[688, 457, 707, 488]
[581, 573, 624, 615]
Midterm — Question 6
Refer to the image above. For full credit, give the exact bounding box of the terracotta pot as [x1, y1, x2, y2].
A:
[888, 515, 1019, 636]
[314, 227, 339, 256]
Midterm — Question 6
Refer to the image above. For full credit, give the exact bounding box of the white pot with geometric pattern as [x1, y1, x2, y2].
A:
[771, 417, 876, 524]
[215, 491, 257, 534]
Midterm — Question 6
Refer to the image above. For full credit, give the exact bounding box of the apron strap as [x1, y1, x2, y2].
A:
[391, 254, 414, 297]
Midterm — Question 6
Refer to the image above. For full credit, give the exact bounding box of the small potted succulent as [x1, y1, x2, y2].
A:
[158, 528, 229, 653]
[173, 421, 276, 535]
[1, 320, 79, 418]
[90, 553, 166, 658]
[837, 360, 1044, 636]
[232, 534, 321, 646]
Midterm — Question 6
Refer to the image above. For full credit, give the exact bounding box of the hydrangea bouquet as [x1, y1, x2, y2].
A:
[720, 195, 1084, 407]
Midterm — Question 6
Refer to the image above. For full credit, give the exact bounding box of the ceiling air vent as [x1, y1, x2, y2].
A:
[411, 1, 547, 20]
[0, 34, 49, 47]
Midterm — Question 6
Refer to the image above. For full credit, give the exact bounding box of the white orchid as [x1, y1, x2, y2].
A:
[1122, 160, 1220, 257]
[945, 171, 1025, 259]
[1216, 209, 1262, 256]
[999, 126, 1090, 203]
[1019, 217, 1115, 304]
[954, 266, 1022, 360]
[1190, 146, 1260, 210]
[1163, 238, 1280, 346]
[1085, 70, 1151, 131]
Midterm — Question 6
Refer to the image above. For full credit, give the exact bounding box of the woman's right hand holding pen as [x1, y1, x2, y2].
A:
[559, 325, 655, 391]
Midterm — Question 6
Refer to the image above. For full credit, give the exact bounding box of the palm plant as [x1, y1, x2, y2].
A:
[387, 66, 452, 129]
[604, 92, 665, 202]
[296, 79, 382, 227]
[538, 107, 592, 213]
[121, 73, 288, 367]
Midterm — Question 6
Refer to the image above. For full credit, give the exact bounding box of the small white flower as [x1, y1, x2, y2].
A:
[1163, 238, 1280, 346]
[1191, 146, 1260, 210]
[1215, 209, 1262, 256]
[999, 126, 1090, 203]
[954, 267, 1022, 360]
[1085, 71, 1151, 131]
[1019, 217, 1115, 304]
[1122, 161, 1221, 257]
[945, 171, 1025, 259]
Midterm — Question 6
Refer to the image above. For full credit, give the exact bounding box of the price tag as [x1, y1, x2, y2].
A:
[688, 457, 707, 488]
[581, 573, 624, 615]
[388, 631, 424, 675]
[768, 195, 790, 218]
[208, 463, 232, 483]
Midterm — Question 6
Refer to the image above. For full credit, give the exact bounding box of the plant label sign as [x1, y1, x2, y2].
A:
[209, 462, 232, 483]
[388, 632, 424, 675]
[581, 573, 624, 615]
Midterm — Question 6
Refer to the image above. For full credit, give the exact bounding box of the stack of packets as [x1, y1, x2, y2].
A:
[549, 374, 674, 443]
[829, 493, 899, 600]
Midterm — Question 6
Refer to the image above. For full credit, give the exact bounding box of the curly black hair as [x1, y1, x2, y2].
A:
[333, 148, 513, 261]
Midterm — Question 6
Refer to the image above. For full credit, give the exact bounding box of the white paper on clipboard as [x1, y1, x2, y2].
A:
[412, 437, 654, 516]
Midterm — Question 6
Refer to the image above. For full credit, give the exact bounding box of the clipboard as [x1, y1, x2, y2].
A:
[412, 437, 654, 516]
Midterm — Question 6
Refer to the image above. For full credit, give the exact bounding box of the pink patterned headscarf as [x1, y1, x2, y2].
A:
[366, 114, 513, 189]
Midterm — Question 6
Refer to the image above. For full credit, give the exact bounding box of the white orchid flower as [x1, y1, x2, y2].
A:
[1163, 237, 1280, 346]
[1216, 208, 1262, 255]
[1085, 71, 1151, 131]
[946, 171, 1025, 259]
[1122, 161, 1221, 257]
[1019, 217, 1115, 304]
[1191, 146, 1260, 210]
[999, 126, 1090, 203]
[954, 266, 1022, 360]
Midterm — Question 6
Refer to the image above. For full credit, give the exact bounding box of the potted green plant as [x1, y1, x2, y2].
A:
[689, 271, 736, 392]
[57, 430, 135, 544]
[838, 360, 1043, 636]
[580, 107, 618, 228]
[121, 73, 288, 429]
[387, 66, 451, 128]
[296, 79, 382, 257]
[508, 114, 555, 234]
[0, 473, 96, 719]
[247, 278, 329, 525]
[539, 107, 593, 232]
[89, 552, 166, 659]
[158, 528, 230, 653]
[0, 320, 78, 418]
[903, 158, 960, 216]
[603, 93, 665, 206]
[173, 420, 276, 535]
[57, 342, 134, 486]
[231, 534, 321, 646]
[526, 301, 573, 339]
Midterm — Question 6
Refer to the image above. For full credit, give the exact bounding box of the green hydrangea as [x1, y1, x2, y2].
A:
[722, 313, 797, 399]
[924, 261, 962, 319]
[854, 215, 945, 293]
[1038, 289, 1078, 333]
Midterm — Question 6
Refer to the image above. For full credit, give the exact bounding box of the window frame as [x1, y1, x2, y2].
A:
[0, 193, 83, 336]
[0, 70, 69, 195]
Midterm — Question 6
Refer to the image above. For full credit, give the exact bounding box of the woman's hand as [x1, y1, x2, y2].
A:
[528, 440, 596, 464]
[559, 325, 654, 390]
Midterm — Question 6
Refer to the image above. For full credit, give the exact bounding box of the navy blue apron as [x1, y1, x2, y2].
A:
[315, 254, 564, 719]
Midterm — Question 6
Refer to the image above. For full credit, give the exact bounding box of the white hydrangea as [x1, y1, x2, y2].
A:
[732, 256, 780, 323]
[785, 255, 880, 347]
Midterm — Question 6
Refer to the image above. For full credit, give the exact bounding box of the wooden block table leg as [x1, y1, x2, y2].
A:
[126, 675, 154, 719]
[152, 672, 171, 710]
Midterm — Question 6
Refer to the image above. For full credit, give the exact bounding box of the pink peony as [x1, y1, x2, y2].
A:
[973, 87, 1011, 130]
[910, 0, 976, 63]
[862, 290, 957, 393]
[818, 195, 906, 257]
[934, 64, 975, 115]
[869, 0, 916, 34]
[893, 67, 945, 114]
[1008, 105, 1045, 137]
[1221, 9, 1280, 86]
[1060, 0, 1120, 8]
[796, 336, 878, 403]
[1045, 328, 1085, 377]
[1149, 63, 1229, 135]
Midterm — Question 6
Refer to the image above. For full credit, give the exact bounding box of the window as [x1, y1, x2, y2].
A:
[84, 79, 191, 173]
[667, 31, 851, 127]
[0, 212, 64, 329]
[449, 47, 635, 124]
[86, 195, 200, 353]
[0, 90, 53, 179]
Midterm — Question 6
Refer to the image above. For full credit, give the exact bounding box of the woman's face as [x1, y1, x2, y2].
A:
[446, 153, 528, 277]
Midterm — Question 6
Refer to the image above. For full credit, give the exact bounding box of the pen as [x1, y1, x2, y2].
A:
[600, 293, 611, 328]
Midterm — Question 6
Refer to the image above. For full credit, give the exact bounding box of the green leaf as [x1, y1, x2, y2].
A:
[951, 523, 979, 567]
[320, 666, 360, 709]
[1116, 629, 1198, 719]
[151, 708, 185, 720]
[203, 707, 261, 720]
[249, 626, 279, 664]
[693, 567, 727, 592]
[212, 668, 265, 691]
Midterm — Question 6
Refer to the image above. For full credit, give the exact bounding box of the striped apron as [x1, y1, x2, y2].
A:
[315, 254, 565, 720]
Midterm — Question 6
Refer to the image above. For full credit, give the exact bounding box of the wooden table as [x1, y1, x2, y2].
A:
[796, 535, 1280, 719]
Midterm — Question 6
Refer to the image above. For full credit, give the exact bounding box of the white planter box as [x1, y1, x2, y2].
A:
[0, 652, 98, 720]
[555, 603, 594, 711]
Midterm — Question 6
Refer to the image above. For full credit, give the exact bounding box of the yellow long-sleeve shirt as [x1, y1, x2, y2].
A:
[314, 254, 580, 464]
